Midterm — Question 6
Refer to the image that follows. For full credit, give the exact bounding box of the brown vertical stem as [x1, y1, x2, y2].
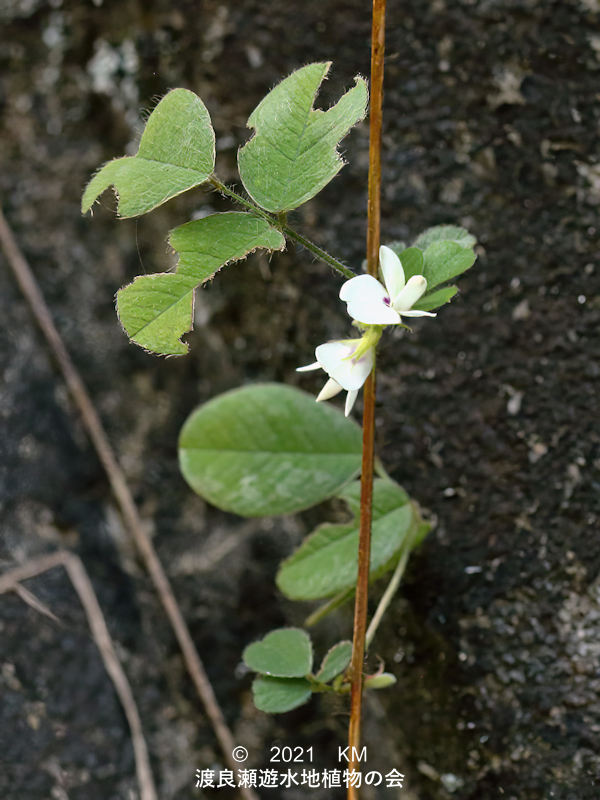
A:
[347, 2, 386, 797]
[365, 1, 386, 280]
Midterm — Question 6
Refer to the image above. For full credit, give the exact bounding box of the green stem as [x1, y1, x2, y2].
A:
[306, 676, 336, 693]
[374, 457, 392, 480]
[364, 528, 414, 650]
[209, 176, 354, 279]
[209, 176, 273, 222]
[304, 587, 355, 627]
[282, 226, 355, 279]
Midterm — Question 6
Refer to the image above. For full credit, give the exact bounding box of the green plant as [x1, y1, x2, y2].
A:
[83, 56, 477, 789]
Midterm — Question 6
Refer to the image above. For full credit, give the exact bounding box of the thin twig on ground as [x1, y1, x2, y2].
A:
[12, 582, 63, 625]
[0, 551, 157, 800]
[0, 208, 257, 800]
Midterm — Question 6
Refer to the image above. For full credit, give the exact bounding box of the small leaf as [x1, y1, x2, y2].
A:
[276, 479, 416, 601]
[396, 247, 424, 281]
[179, 384, 362, 517]
[82, 89, 215, 217]
[413, 225, 476, 250]
[422, 241, 477, 290]
[413, 285, 459, 312]
[238, 62, 368, 212]
[170, 212, 285, 281]
[316, 641, 352, 683]
[243, 628, 313, 677]
[364, 672, 397, 690]
[117, 274, 195, 356]
[252, 676, 312, 713]
[116, 212, 285, 355]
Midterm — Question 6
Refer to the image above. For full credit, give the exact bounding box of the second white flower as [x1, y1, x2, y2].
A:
[339, 244, 436, 325]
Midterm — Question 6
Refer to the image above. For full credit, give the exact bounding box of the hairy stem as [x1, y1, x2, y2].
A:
[347, 2, 386, 797]
[209, 176, 354, 279]
[282, 226, 355, 279]
[209, 176, 273, 221]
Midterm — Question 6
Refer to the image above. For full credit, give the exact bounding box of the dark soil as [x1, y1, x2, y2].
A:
[1, 1, 599, 799]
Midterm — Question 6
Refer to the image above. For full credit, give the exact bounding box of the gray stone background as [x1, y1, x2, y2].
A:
[1, 0, 599, 798]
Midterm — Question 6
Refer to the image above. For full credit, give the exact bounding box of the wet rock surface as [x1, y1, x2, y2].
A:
[1, 0, 598, 798]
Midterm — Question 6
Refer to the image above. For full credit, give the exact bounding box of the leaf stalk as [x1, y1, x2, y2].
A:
[365, 522, 415, 649]
[209, 176, 354, 279]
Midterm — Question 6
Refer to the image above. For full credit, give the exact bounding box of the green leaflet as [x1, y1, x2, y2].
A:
[276, 479, 420, 601]
[413, 224, 476, 250]
[252, 676, 312, 713]
[422, 240, 477, 290]
[82, 89, 215, 217]
[178, 384, 362, 517]
[413, 285, 459, 312]
[315, 641, 352, 683]
[243, 628, 313, 678]
[238, 62, 368, 212]
[116, 212, 285, 356]
[117, 273, 197, 356]
[392, 247, 423, 281]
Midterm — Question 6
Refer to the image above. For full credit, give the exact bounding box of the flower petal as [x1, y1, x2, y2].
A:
[339, 275, 400, 324]
[400, 309, 437, 318]
[379, 245, 405, 300]
[316, 377, 343, 402]
[339, 274, 384, 302]
[345, 389, 359, 417]
[316, 340, 374, 391]
[296, 361, 321, 372]
[392, 275, 428, 311]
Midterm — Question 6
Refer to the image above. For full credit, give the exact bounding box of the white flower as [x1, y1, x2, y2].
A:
[297, 337, 375, 416]
[340, 245, 437, 325]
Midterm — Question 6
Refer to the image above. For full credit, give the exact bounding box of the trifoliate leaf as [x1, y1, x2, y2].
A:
[243, 628, 313, 678]
[82, 89, 215, 217]
[116, 212, 284, 356]
[238, 62, 368, 212]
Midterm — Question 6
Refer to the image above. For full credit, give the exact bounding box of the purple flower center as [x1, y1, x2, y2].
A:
[383, 296, 391, 306]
